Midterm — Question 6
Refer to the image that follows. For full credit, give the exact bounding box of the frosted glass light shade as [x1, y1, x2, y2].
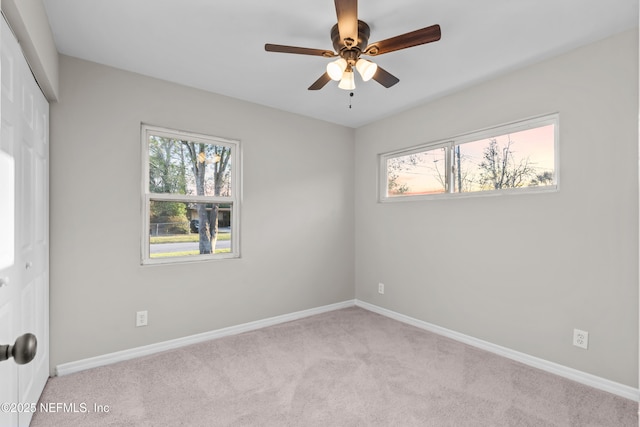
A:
[338, 70, 355, 90]
[326, 58, 347, 81]
[356, 59, 377, 82]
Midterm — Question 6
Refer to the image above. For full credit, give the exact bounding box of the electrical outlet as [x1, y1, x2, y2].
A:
[378, 283, 384, 294]
[573, 329, 588, 349]
[136, 310, 148, 327]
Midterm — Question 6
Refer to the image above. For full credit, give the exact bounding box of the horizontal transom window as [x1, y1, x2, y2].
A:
[379, 114, 558, 201]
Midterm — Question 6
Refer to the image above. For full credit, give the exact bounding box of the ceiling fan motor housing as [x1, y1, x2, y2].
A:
[331, 20, 371, 65]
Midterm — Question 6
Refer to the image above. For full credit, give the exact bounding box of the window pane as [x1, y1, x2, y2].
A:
[386, 147, 447, 197]
[454, 124, 555, 193]
[148, 136, 232, 197]
[149, 200, 232, 259]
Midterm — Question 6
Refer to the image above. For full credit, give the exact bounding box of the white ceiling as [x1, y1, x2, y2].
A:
[42, 0, 638, 128]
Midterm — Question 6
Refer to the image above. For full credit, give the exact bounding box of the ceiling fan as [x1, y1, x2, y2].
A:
[265, 0, 441, 91]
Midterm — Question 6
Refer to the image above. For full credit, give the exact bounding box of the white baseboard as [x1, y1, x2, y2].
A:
[55, 300, 356, 377]
[355, 299, 640, 402]
[56, 298, 639, 402]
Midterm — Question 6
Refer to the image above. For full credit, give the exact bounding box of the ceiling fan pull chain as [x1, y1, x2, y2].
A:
[349, 91, 354, 109]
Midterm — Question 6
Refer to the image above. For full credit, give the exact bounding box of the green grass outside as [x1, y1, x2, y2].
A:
[150, 248, 231, 258]
[150, 233, 230, 244]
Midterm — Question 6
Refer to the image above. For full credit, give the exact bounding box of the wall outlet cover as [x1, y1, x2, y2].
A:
[136, 310, 148, 327]
[573, 328, 588, 349]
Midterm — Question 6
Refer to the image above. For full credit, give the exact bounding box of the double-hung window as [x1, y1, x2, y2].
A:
[380, 114, 558, 201]
[141, 124, 240, 264]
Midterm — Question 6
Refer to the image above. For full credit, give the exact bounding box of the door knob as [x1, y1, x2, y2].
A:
[0, 277, 7, 288]
[0, 333, 37, 365]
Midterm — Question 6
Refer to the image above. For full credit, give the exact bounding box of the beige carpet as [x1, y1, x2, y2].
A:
[31, 307, 637, 426]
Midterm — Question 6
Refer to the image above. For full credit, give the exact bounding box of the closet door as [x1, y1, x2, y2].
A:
[0, 16, 49, 427]
[15, 22, 49, 426]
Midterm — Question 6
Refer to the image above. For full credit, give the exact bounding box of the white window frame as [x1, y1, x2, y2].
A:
[379, 113, 559, 202]
[141, 124, 241, 265]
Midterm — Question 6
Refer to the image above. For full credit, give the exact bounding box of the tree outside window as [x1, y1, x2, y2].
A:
[142, 125, 240, 264]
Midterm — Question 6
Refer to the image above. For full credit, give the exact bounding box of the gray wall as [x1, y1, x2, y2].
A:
[354, 29, 638, 387]
[49, 55, 355, 369]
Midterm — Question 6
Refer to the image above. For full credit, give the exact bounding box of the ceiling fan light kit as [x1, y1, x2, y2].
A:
[265, 0, 441, 91]
[355, 58, 377, 82]
[338, 69, 356, 90]
[327, 58, 348, 80]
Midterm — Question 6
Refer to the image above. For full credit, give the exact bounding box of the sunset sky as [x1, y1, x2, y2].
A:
[388, 124, 555, 196]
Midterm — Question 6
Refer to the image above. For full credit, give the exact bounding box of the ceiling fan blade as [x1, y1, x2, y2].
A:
[265, 44, 336, 57]
[372, 66, 400, 88]
[334, 0, 358, 47]
[365, 24, 441, 56]
[308, 73, 332, 90]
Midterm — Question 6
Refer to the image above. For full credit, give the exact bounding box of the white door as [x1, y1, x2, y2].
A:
[0, 15, 50, 427]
